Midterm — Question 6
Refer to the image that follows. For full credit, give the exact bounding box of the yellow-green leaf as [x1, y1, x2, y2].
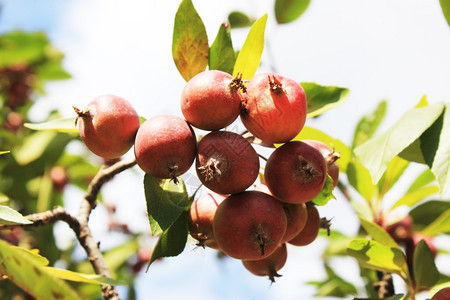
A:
[0, 240, 81, 300]
[358, 216, 399, 248]
[172, 0, 209, 81]
[44, 267, 126, 286]
[0, 205, 32, 225]
[347, 238, 410, 282]
[24, 118, 78, 133]
[422, 209, 450, 236]
[232, 14, 267, 80]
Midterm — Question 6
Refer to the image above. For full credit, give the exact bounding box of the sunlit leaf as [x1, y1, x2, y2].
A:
[312, 175, 335, 206]
[24, 118, 78, 133]
[391, 185, 439, 210]
[347, 159, 375, 203]
[358, 216, 398, 248]
[0, 151, 10, 155]
[45, 267, 126, 286]
[413, 240, 439, 290]
[377, 156, 409, 197]
[302, 82, 349, 118]
[354, 103, 444, 184]
[232, 14, 267, 80]
[275, 0, 311, 24]
[209, 22, 236, 75]
[172, 0, 209, 81]
[144, 174, 188, 236]
[347, 239, 409, 281]
[0, 205, 32, 225]
[228, 11, 255, 28]
[409, 200, 450, 232]
[422, 104, 450, 195]
[147, 209, 189, 270]
[292, 126, 351, 174]
[440, 0, 450, 27]
[422, 209, 450, 236]
[352, 100, 387, 149]
[0, 240, 81, 299]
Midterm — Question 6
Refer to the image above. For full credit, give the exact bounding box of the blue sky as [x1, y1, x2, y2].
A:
[1, 1, 450, 299]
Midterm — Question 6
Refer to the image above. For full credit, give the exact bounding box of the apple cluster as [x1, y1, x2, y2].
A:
[73, 70, 340, 282]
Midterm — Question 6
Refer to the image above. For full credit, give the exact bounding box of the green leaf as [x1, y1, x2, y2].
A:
[353, 295, 404, 300]
[377, 156, 409, 197]
[354, 103, 444, 185]
[308, 264, 357, 298]
[14, 131, 72, 165]
[147, 208, 189, 270]
[0, 31, 48, 67]
[44, 267, 126, 286]
[172, 0, 209, 81]
[440, 0, 450, 27]
[144, 174, 189, 236]
[407, 168, 437, 192]
[347, 159, 375, 203]
[358, 216, 398, 248]
[275, 0, 311, 24]
[413, 240, 439, 290]
[228, 11, 255, 28]
[421, 104, 450, 195]
[391, 185, 439, 210]
[232, 14, 267, 80]
[352, 100, 387, 149]
[0, 151, 10, 155]
[347, 239, 409, 281]
[35, 59, 71, 80]
[409, 200, 450, 232]
[302, 82, 349, 118]
[209, 22, 236, 75]
[0, 205, 32, 225]
[291, 126, 351, 174]
[312, 175, 335, 206]
[422, 209, 450, 236]
[24, 118, 78, 133]
[0, 240, 81, 300]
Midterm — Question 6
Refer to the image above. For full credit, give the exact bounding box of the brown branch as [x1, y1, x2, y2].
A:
[374, 272, 395, 298]
[0, 157, 137, 300]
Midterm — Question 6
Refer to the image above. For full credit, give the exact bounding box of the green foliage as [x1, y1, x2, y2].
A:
[347, 159, 376, 204]
[44, 267, 126, 286]
[409, 200, 450, 232]
[0, 239, 81, 300]
[421, 209, 450, 236]
[440, 0, 450, 27]
[228, 11, 255, 28]
[147, 208, 189, 270]
[413, 240, 439, 291]
[143, 174, 189, 236]
[347, 239, 410, 283]
[308, 263, 358, 298]
[172, 0, 209, 81]
[0, 205, 32, 225]
[209, 22, 236, 75]
[358, 216, 398, 248]
[354, 103, 444, 185]
[302, 82, 349, 118]
[232, 14, 267, 80]
[24, 118, 78, 133]
[312, 175, 335, 206]
[352, 100, 387, 149]
[275, 0, 311, 24]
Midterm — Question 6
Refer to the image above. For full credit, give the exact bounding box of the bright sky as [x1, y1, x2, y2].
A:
[1, 1, 450, 299]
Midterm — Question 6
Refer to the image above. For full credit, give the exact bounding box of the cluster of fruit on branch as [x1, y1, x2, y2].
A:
[73, 69, 340, 282]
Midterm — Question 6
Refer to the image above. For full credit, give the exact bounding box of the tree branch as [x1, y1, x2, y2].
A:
[0, 157, 137, 300]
